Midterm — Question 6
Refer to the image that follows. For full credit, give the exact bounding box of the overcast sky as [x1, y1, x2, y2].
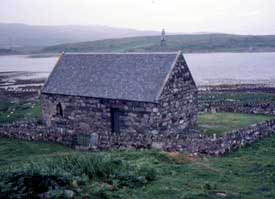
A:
[1, 0, 275, 35]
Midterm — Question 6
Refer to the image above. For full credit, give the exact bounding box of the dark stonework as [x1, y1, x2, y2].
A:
[41, 94, 158, 149]
[158, 55, 198, 135]
[200, 100, 275, 116]
[40, 53, 198, 150]
[0, 118, 274, 156]
[198, 91, 275, 116]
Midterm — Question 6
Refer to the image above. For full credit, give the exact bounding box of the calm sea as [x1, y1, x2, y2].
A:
[0, 52, 274, 86]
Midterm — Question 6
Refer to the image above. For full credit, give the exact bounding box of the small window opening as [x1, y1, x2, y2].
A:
[111, 108, 120, 133]
[56, 103, 63, 116]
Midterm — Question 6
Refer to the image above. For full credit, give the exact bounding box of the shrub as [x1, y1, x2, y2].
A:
[0, 153, 157, 197]
[0, 172, 74, 198]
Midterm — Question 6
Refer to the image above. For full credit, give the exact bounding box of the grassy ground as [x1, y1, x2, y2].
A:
[0, 138, 71, 165]
[0, 99, 41, 123]
[0, 137, 275, 198]
[0, 93, 275, 198]
[198, 112, 273, 136]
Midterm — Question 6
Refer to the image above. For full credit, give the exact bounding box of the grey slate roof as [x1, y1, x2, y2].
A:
[42, 52, 181, 102]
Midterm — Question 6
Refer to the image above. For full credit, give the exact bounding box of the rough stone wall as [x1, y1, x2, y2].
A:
[182, 118, 275, 156]
[198, 91, 275, 115]
[41, 94, 159, 149]
[157, 54, 198, 135]
[0, 118, 274, 156]
[200, 100, 275, 115]
[117, 118, 275, 156]
[0, 120, 75, 147]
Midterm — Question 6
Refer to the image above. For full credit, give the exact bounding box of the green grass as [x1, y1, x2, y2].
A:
[0, 139, 71, 165]
[198, 112, 274, 136]
[1, 137, 275, 198]
[0, 99, 42, 123]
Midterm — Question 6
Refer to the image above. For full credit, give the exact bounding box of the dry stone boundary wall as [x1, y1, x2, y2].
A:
[199, 100, 275, 116]
[0, 118, 274, 156]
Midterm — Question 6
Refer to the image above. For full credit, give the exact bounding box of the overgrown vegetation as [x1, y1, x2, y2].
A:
[0, 99, 41, 123]
[0, 137, 275, 198]
[0, 139, 159, 198]
[198, 112, 274, 136]
[0, 153, 157, 198]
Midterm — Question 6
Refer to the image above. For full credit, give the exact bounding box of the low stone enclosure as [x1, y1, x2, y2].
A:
[200, 100, 275, 116]
[199, 91, 275, 115]
[0, 117, 274, 156]
[1, 89, 275, 156]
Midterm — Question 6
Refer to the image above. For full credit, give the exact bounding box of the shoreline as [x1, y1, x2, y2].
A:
[0, 66, 274, 97]
[2, 50, 275, 57]
[0, 72, 45, 94]
[1, 73, 275, 98]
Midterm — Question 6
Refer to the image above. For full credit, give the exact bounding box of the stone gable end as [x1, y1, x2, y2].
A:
[157, 54, 198, 135]
[40, 52, 198, 150]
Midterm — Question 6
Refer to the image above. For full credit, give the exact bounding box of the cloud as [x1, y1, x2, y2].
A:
[0, 0, 274, 34]
[237, 10, 261, 17]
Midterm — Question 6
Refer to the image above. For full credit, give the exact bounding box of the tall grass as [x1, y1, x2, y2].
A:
[0, 153, 157, 198]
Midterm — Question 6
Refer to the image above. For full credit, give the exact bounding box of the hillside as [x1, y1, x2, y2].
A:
[40, 34, 275, 53]
[0, 23, 158, 48]
[0, 48, 18, 55]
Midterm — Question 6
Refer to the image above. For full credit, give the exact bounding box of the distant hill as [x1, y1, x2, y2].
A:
[0, 23, 158, 48]
[0, 48, 18, 55]
[40, 34, 275, 53]
[2, 23, 275, 54]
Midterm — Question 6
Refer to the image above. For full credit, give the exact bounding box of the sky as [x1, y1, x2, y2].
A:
[1, 0, 275, 35]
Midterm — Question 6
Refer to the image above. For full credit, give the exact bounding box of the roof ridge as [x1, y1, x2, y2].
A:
[63, 52, 179, 55]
